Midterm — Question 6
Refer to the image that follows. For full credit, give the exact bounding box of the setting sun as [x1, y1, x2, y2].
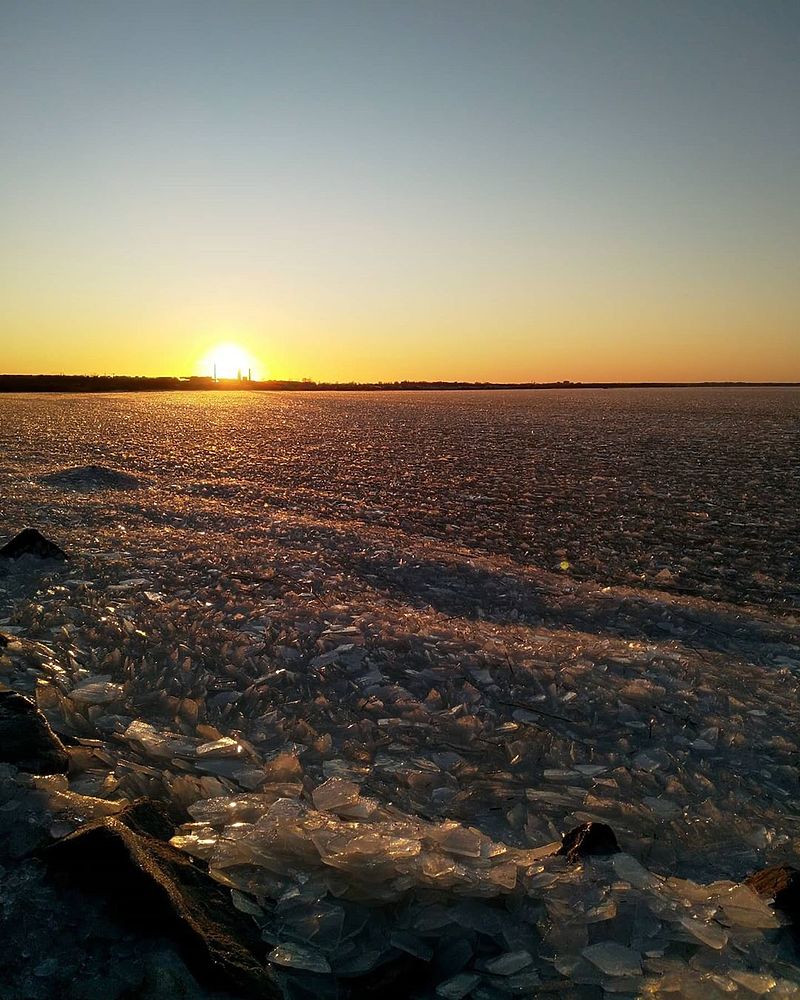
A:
[200, 343, 262, 382]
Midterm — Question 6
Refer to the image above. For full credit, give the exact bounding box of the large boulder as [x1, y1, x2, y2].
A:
[0, 528, 67, 561]
[0, 690, 69, 774]
[44, 816, 279, 998]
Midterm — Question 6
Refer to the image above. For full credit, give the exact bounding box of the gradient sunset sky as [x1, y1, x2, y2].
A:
[2, 1, 798, 382]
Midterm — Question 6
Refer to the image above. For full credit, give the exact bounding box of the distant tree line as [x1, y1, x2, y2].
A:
[0, 374, 796, 394]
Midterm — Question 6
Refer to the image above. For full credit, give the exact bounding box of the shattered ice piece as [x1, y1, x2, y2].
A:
[230, 889, 263, 917]
[334, 950, 386, 975]
[187, 793, 273, 826]
[720, 885, 781, 929]
[632, 752, 663, 772]
[196, 737, 244, 758]
[170, 828, 218, 860]
[431, 787, 457, 810]
[107, 578, 150, 592]
[44, 787, 122, 821]
[322, 758, 361, 779]
[124, 720, 196, 758]
[585, 900, 617, 923]
[412, 904, 455, 933]
[728, 971, 777, 994]
[268, 942, 332, 973]
[389, 931, 434, 961]
[469, 667, 494, 685]
[263, 751, 303, 781]
[493, 972, 542, 994]
[482, 951, 533, 976]
[68, 681, 125, 705]
[428, 823, 484, 858]
[233, 768, 268, 791]
[642, 796, 681, 818]
[264, 797, 307, 822]
[612, 853, 653, 889]
[311, 777, 362, 813]
[335, 796, 379, 821]
[581, 942, 642, 977]
[435, 972, 480, 998]
[678, 916, 728, 950]
[485, 862, 517, 890]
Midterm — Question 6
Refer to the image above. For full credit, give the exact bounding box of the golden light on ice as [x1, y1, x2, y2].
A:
[201, 343, 261, 381]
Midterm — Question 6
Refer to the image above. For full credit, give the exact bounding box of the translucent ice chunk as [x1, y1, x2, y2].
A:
[196, 736, 244, 758]
[312, 777, 362, 812]
[678, 916, 728, 949]
[123, 720, 196, 758]
[483, 950, 533, 975]
[720, 885, 780, 929]
[268, 942, 332, 973]
[389, 931, 434, 961]
[612, 853, 654, 889]
[428, 823, 484, 858]
[436, 973, 480, 998]
[728, 971, 777, 994]
[582, 942, 642, 977]
[68, 681, 124, 705]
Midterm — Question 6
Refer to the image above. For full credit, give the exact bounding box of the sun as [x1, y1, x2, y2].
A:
[200, 342, 261, 381]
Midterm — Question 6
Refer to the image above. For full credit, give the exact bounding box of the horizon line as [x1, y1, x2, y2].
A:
[1, 373, 800, 393]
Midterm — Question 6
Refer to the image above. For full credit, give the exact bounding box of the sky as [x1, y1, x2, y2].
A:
[1, 0, 798, 382]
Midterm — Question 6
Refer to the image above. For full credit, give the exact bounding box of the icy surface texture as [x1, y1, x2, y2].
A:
[1, 388, 799, 996]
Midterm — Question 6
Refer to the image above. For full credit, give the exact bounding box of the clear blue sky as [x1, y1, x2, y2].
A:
[1, 0, 798, 380]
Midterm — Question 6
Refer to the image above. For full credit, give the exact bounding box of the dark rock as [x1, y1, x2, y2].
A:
[44, 817, 278, 998]
[557, 822, 620, 863]
[746, 865, 800, 920]
[0, 632, 7, 648]
[0, 690, 70, 774]
[0, 528, 67, 561]
[116, 798, 177, 842]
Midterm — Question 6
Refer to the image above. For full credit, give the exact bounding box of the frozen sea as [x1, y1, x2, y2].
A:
[1, 388, 800, 998]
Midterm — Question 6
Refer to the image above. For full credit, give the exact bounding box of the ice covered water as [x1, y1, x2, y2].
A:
[1, 388, 799, 996]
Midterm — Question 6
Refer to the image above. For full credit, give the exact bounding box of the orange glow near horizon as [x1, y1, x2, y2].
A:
[1, 313, 799, 384]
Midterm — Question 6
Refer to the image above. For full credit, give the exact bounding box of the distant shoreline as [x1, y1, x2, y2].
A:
[0, 374, 798, 394]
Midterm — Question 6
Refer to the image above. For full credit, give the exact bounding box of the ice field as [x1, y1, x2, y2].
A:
[1, 388, 799, 998]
